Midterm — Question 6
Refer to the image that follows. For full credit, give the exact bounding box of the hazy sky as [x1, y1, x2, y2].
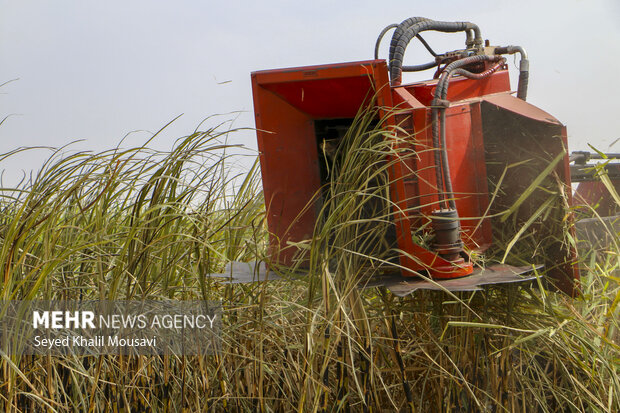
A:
[1, 0, 619, 182]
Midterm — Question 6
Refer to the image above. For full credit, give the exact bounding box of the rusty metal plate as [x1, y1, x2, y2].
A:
[207, 261, 282, 283]
[207, 262, 541, 296]
[363, 264, 542, 297]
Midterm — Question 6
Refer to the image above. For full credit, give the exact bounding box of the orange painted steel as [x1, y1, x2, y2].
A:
[251, 59, 578, 289]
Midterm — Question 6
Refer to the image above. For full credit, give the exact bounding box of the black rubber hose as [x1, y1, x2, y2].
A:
[439, 108, 454, 209]
[391, 20, 482, 85]
[440, 59, 505, 209]
[402, 61, 438, 72]
[431, 104, 446, 206]
[393, 20, 474, 68]
[434, 55, 501, 102]
[388, 17, 431, 66]
[465, 29, 474, 48]
[415, 33, 438, 57]
[517, 59, 529, 100]
[493, 45, 529, 100]
[432, 55, 505, 209]
[393, 20, 463, 67]
[375, 24, 437, 65]
[448, 61, 506, 82]
[374, 24, 398, 60]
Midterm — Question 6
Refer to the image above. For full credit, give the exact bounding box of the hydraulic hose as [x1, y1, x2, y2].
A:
[494, 45, 529, 100]
[517, 59, 529, 100]
[440, 109, 452, 208]
[394, 33, 440, 72]
[374, 24, 398, 60]
[402, 61, 438, 72]
[391, 20, 483, 85]
[430, 108, 446, 206]
[450, 62, 505, 80]
[434, 55, 503, 104]
[375, 23, 438, 64]
[432, 55, 505, 209]
[388, 17, 431, 65]
[465, 29, 474, 48]
[415, 33, 438, 57]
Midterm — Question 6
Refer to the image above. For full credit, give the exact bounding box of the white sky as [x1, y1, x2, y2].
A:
[1, 0, 619, 183]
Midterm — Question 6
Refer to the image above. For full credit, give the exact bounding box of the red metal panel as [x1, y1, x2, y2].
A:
[479, 95, 579, 295]
[375, 67, 422, 275]
[404, 69, 511, 106]
[262, 77, 375, 119]
[252, 60, 386, 84]
[391, 88, 440, 216]
[466, 102, 493, 250]
[252, 75, 320, 265]
[252, 60, 393, 266]
[575, 181, 620, 217]
[483, 92, 562, 125]
[444, 102, 492, 251]
[411, 106, 440, 214]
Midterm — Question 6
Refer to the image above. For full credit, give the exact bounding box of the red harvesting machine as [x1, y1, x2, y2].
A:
[250, 18, 579, 294]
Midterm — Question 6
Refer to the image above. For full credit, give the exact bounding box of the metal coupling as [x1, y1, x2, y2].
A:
[431, 208, 464, 262]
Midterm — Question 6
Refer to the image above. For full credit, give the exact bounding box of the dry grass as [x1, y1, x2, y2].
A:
[0, 110, 618, 412]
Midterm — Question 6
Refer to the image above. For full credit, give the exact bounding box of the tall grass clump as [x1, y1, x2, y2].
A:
[0, 110, 618, 412]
